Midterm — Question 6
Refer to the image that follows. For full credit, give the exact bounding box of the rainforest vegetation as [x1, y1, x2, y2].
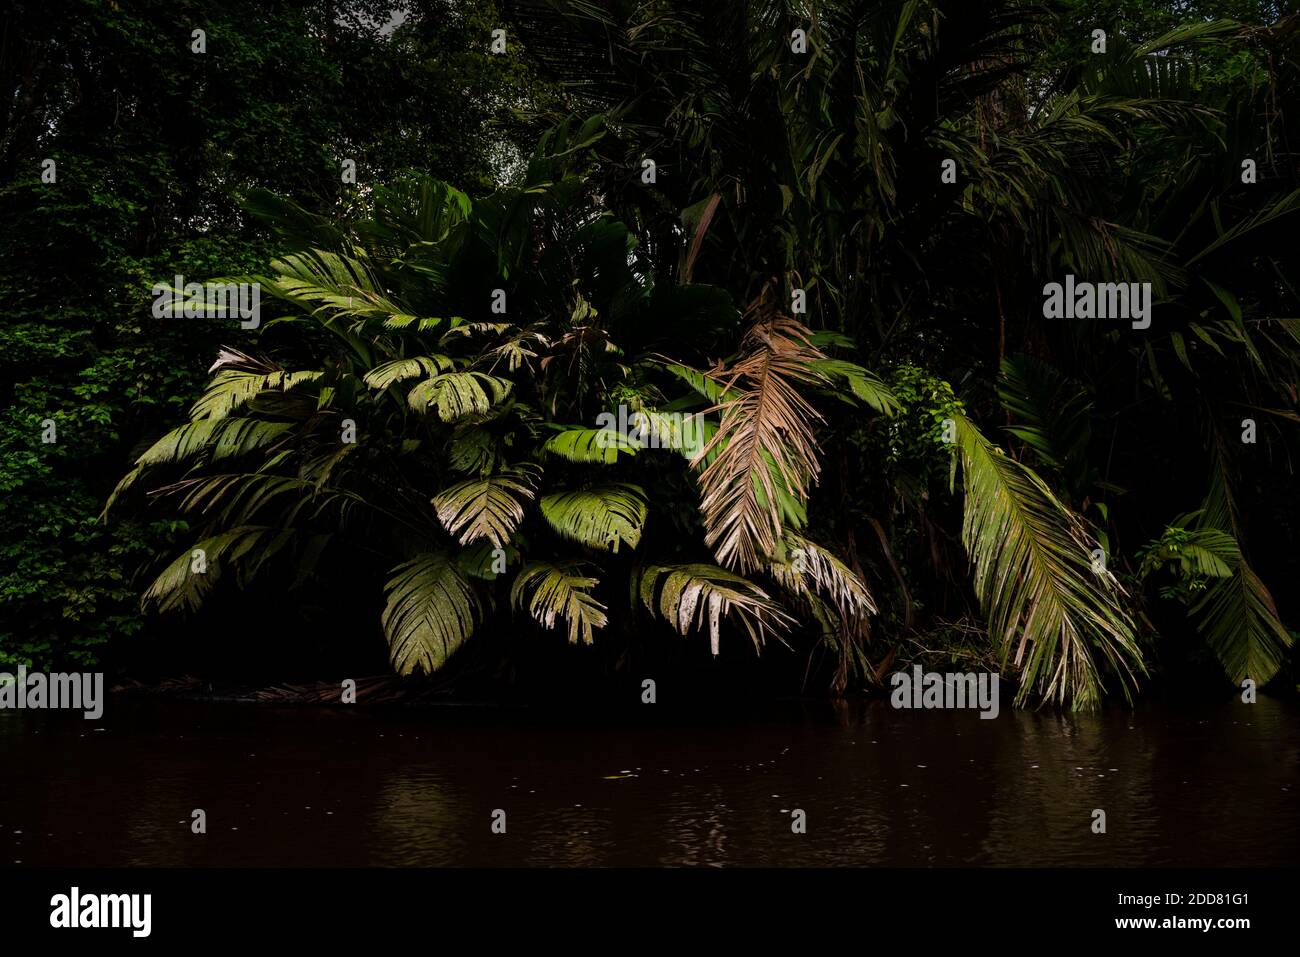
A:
[4, 0, 1298, 709]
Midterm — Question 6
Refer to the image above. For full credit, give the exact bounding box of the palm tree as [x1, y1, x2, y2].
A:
[107, 118, 887, 681]
[498, 0, 1296, 702]
[110, 1, 1298, 708]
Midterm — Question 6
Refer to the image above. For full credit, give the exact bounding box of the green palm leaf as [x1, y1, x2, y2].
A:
[542, 426, 641, 463]
[539, 483, 647, 553]
[1191, 560, 1294, 686]
[1191, 458, 1294, 686]
[144, 526, 293, 614]
[363, 355, 456, 390]
[511, 561, 609, 645]
[381, 553, 481, 676]
[407, 371, 513, 421]
[809, 359, 900, 415]
[144, 418, 291, 465]
[637, 562, 793, 656]
[997, 356, 1094, 474]
[432, 467, 539, 548]
[951, 414, 1143, 709]
[264, 249, 420, 326]
[106, 419, 292, 509]
[191, 367, 323, 421]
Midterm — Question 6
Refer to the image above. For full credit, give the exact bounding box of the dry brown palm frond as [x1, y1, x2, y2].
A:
[768, 531, 877, 624]
[692, 294, 830, 572]
[208, 345, 274, 374]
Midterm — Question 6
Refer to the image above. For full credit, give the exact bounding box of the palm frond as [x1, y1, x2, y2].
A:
[997, 355, 1095, 493]
[1190, 451, 1294, 685]
[432, 467, 539, 548]
[1191, 560, 1294, 686]
[447, 428, 505, 475]
[809, 358, 900, 415]
[106, 419, 292, 509]
[693, 312, 829, 572]
[637, 562, 793, 656]
[407, 372, 513, 421]
[769, 531, 877, 624]
[951, 414, 1143, 709]
[264, 249, 421, 327]
[145, 418, 291, 465]
[1177, 528, 1241, 578]
[511, 560, 609, 645]
[143, 526, 293, 614]
[190, 367, 323, 421]
[363, 355, 456, 390]
[539, 483, 647, 552]
[381, 553, 481, 676]
[542, 426, 641, 463]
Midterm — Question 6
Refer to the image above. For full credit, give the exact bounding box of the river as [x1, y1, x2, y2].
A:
[2, 695, 1296, 866]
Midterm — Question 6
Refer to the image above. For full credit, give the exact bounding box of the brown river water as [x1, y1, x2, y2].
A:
[2, 696, 1296, 867]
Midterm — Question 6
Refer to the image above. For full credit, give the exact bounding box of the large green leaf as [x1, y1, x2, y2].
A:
[432, 468, 538, 548]
[107, 419, 292, 509]
[637, 562, 793, 655]
[143, 526, 294, 614]
[1191, 560, 1294, 686]
[511, 561, 609, 645]
[952, 414, 1143, 709]
[381, 554, 480, 676]
[191, 367, 322, 421]
[542, 426, 641, 463]
[1191, 460, 1294, 686]
[363, 355, 456, 390]
[539, 483, 647, 553]
[407, 372, 513, 421]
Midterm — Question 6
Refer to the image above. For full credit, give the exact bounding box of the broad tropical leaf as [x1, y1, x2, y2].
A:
[511, 560, 609, 645]
[542, 426, 641, 463]
[381, 553, 481, 676]
[432, 468, 539, 548]
[539, 483, 647, 552]
[1191, 560, 1294, 686]
[407, 372, 513, 421]
[637, 562, 793, 655]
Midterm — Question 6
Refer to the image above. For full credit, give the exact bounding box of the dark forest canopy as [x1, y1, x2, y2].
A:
[3, 0, 1298, 710]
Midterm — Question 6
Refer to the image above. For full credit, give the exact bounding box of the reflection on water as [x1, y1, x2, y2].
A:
[1, 696, 1295, 866]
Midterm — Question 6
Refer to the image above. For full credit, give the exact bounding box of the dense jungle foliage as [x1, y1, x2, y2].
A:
[5, 0, 1299, 709]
